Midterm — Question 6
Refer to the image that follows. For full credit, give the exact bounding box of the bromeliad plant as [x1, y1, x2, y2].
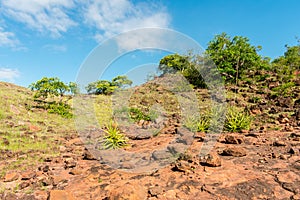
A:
[102, 122, 128, 149]
[225, 106, 252, 132]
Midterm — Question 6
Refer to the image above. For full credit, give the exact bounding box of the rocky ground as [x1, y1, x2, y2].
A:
[0, 78, 299, 200]
[1, 128, 299, 200]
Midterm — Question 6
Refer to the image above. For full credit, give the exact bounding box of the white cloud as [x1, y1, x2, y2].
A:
[0, 27, 19, 47]
[43, 44, 67, 52]
[1, 0, 77, 37]
[0, 0, 171, 49]
[84, 0, 171, 43]
[0, 68, 20, 82]
[115, 28, 169, 52]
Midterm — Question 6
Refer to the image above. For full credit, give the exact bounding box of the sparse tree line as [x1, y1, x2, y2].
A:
[30, 32, 300, 98]
[29, 33, 299, 119]
[159, 33, 299, 89]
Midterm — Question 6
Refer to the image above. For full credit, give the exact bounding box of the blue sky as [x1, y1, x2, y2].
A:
[0, 0, 299, 87]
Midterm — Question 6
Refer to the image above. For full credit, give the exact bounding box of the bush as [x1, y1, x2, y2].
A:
[183, 112, 210, 133]
[271, 82, 295, 97]
[225, 107, 251, 132]
[46, 102, 73, 118]
[130, 107, 158, 122]
[102, 122, 128, 149]
[114, 107, 157, 122]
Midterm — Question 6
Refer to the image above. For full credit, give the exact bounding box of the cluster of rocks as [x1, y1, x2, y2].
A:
[0, 129, 299, 199]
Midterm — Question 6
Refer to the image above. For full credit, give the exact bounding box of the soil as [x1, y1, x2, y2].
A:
[1, 129, 299, 200]
[0, 78, 299, 200]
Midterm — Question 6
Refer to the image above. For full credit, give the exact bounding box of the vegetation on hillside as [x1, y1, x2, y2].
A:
[86, 75, 132, 95]
[4, 32, 298, 154]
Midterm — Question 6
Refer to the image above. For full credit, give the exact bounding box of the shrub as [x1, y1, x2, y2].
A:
[102, 122, 128, 149]
[183, 113, 210, 133]
[225, 107, 251, 132]
[114, 107, 156, 122]
[183, 116, 198, 132]
[271, 82, 295, 97]
[197, 115, 211, 132]
[46, 102, 73, 118]
[129, 107, 151, 121]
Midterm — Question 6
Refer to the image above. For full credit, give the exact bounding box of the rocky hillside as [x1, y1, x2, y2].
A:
[0, 80, 299, 200]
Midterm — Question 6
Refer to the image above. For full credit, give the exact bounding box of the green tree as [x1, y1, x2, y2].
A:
[206, 33, 268, 84]
[69, 82, 79, 95]
[86, 75, 132, 95]
[159, 54, 190, 74]
[86, 80, 114, 95]
[29, 77, 70, 99]
[29, 77, 73, 118]
[272, 44, 300, 82]
[159, 53, 207, 88]
[112, 75, 133, 88]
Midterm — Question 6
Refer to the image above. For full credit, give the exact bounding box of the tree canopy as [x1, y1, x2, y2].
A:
[206, 33, 269, 83]
[86, 75, 132, 95]
[29, 77, 78, 99]
[158, 53, 207, 88]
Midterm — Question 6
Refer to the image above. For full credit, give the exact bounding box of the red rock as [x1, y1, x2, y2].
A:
[65, 158, 77, 168]
[34, 190, 49, 200]
[66, 138, 83, 146]
[53, 175, 67, 186]
[29, 124, 41, 132]
[2, 193, 18, 200]
[21, 171, 36, 180]
[201, 152, 222, 167]
[280, 117, 289, 124]
[69, 169, 83, 175]
[221, 146, 247, 157]
[194, 132, 206, 142]
[164, 190, 177, 198]
[109, 183, 148, 200]
[292, 194, 300, 200]
[49, 190, 75, 200]
[82, 149, 97, 160]
[4, 172, 19, 182]
[224, 134, 244, 144]
[288, 147, 299, 155]
[59, 146, 67, 152]
[273, 140, 286, 146]
[10, 104, 20, 115]
[172, 160, 193, 173]
[251, 109, 261, 115]
[241, 129, 249, 134]
[19, 181, 30, 189]
[285, 125, 294, 132]
[276, 171, 299, 183]
[149, 186, 164, 196]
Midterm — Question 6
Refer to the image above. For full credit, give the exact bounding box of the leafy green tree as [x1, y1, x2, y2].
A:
[69, 82, 79, 95]
[206, 33, 268, 84]
[159, 53, 207, 88]
[159, 54, 190, 74]
[29, 77, 70, 99]
[272, 44, 300, 82]
[86, 75, 132, 95]
[112, 75, 133, 88]
[29, 77, 73, 118]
